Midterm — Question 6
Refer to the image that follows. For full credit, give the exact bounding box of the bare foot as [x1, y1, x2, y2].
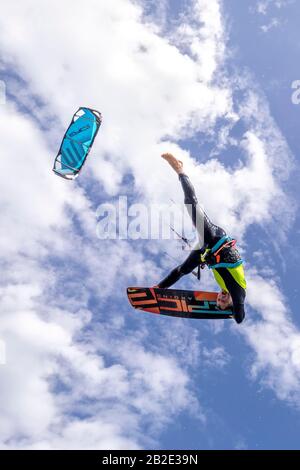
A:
[161, 153, 184, 174]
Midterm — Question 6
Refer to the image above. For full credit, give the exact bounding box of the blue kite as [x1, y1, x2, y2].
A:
[53, 107, 102, 180]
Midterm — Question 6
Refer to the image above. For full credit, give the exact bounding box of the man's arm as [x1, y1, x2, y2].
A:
[158, 249, 201, 288]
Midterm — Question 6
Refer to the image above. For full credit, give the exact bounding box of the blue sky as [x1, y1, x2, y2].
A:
[0, 0, 299, 450]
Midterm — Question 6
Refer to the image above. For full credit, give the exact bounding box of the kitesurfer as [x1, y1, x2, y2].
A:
[157, 153, 247, 324]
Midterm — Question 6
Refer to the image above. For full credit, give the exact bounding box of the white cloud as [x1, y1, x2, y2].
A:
[202, 346, 231, 369]
[261, 17, 281, 33]
[1, 0, 227, 447]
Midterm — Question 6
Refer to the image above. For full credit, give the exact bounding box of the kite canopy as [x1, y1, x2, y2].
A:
[53, 107, 102, 180]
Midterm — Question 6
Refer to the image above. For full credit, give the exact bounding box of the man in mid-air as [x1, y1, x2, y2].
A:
[157, 153, 247, 324]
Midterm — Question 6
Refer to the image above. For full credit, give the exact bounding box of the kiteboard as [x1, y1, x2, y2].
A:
[127, 287, 233, 320]
[53, 107, 102, 180]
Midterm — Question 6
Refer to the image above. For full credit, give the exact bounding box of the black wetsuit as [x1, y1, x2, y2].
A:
[158, 174, 246, 324]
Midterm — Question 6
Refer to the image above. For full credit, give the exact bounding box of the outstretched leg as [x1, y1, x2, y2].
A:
[161, 153, 225, 247]
[161, 153, 184, 174]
